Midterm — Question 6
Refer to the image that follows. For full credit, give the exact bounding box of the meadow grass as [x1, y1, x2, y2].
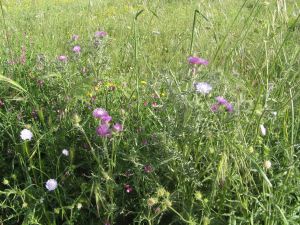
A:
[0, 0, 299, 224]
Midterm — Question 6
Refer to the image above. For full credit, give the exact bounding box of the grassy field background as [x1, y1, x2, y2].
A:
[0, 0, 299, 224]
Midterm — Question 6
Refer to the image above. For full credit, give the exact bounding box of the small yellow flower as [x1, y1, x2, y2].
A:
[141, 80, 147, 85]
[194, 191, 203, 201]
[86, 92, 93, 97]
[105, 82, 114, 87]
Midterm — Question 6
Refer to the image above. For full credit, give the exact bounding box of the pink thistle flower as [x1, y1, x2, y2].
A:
[144, 101, 148, 106]
[216, 96, 228, 105]
[124, 184, 133, 193]
[152, 102, 161, 108]
[93, 108, 108, 119]
[113, 123, 123, 132]
[224, 102, 233, 113]
[96, 124, 111, 137]
[188, 56, 208, 65]
[72, 45, 81, 53]
[58, 55, 67, 62]
[101, 115, 112, 124]
[210, 104, 219, 112]
[144, 165, 153, 173]
[95, 31, 108, 38]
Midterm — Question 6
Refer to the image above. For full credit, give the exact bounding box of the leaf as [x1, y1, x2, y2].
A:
[0, 74, 27, 93]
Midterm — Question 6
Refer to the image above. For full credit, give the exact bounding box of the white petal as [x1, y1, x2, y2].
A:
[260, 124, 266, 136]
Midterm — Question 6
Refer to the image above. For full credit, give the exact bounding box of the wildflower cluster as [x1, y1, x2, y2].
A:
[211, 96, 233, 113]
[93, 108, 123, 137]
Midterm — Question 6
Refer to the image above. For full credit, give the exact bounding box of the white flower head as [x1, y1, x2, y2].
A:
[264, 160, 272, 169]
[20, 129, 33, 141]
[45, 179, 58, 191]
[194, 82, 212, 94]
[260, 124, 267, 136]
[77, 203, 83, 210]
[271, 111, 277, 116]
[62, 149, 69, 156]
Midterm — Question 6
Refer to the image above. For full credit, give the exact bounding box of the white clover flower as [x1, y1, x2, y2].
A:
[20, 129, 33, 141]
[77, 203, 83, 210]
[194, 82, 212, 94]
[45, 179, 58, 191]
[62, 149, 69, 156]
[260, 124, 267, 136]
[264, 160, 272, 169]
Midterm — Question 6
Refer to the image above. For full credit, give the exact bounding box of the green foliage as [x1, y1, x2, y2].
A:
[0, 0, 299, 224]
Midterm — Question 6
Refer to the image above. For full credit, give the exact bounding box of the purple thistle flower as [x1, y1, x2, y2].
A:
[101, 115, 112, 124]
[95, 31, 108, 38]
[72, 34, 79, 41]
[210, 104, 219, 112]
[188, 56, 209, 65]
[73, 45, 81, 53]
[216, 96, 228, 105]
[144, 165, 153, 173]
[224, 102, 233, 113]
[58, 55, 67, 62]
[93, 108, 108, 119]
[113, 123, 123, 132]
[124, 184, 133, 193]
[96, 124, 111, 137]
